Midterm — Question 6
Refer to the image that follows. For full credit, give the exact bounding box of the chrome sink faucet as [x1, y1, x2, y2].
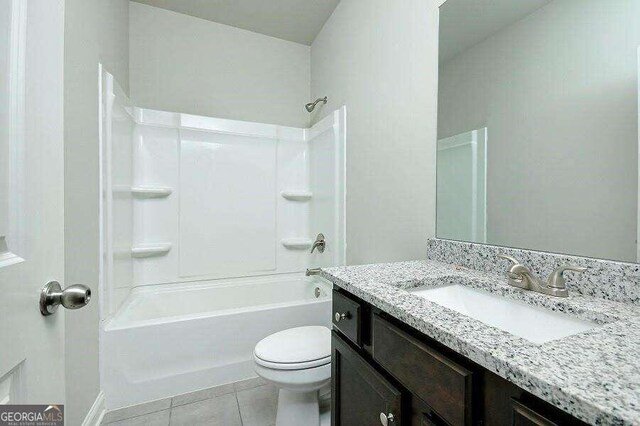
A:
[498, 255, 587, 298]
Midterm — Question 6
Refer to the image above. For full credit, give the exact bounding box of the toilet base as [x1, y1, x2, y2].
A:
[275, 389, 320, 426]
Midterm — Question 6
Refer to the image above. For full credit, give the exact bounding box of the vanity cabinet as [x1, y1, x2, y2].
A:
[480, 371, 585, 426]
[372, 314, 474, 425]
[511, 399, 559, 426]
[332, 290, 363, 347]
[332, 331, 403, 426]
[331, 288, 588, 426]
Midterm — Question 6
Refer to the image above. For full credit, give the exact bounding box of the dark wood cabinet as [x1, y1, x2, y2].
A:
[331, 287, 589, 426]
[511, 399, 559, 426]
[480, 369, 587, 426]
[332, 289, 363, 347]
[332, 331, 403, 426]
[372, 314, 474, 426]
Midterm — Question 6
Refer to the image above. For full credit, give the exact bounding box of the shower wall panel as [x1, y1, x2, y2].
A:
[131, 125, 179, 285]
[308, 108, 346, 269]
[179, 131, 277, 277]
[130, 111, 317, 286]
[101, 71, 135, 317]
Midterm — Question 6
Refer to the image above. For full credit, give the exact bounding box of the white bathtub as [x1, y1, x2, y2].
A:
[101, 274, 332, 409]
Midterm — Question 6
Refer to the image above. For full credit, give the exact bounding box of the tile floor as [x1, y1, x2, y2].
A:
[100, 377, 279, 426]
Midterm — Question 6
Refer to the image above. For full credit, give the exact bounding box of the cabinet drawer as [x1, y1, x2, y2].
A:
[512, 399, 559, 426]
[332, 290, 362, 346]
[372, 314, 473, 426]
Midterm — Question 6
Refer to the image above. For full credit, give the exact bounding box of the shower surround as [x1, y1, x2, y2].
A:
[99, 70, 346, 409]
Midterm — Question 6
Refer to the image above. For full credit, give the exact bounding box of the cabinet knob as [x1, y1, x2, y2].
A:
[380, 412, 395, 425]
[334, 311, 350, 322]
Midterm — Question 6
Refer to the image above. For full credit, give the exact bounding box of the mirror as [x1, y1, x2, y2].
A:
[436, 0, 640, 262]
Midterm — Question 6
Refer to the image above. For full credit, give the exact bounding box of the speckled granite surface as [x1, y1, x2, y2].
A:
[427, 239, 640, 304]
[322, 259, 640, 425]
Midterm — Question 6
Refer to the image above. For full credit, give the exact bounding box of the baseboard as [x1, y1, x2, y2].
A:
[81, 391, 106, 426]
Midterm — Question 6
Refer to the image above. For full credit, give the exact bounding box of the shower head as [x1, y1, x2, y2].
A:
[305, 96, 328, 113]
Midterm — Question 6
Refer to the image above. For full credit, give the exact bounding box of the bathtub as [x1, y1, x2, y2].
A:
[101, 274, 332, 409]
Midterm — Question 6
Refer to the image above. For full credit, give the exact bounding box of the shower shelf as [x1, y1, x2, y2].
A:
[131, 243, 172, 258]
[131, 186, 173, 199]
[281, 238, 313, 250]
[280, 191, 312, 201]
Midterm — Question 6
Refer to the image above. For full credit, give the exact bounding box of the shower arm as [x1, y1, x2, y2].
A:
[305, 96, 328, 112]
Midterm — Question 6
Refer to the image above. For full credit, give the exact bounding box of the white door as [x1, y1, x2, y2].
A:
[0, 0, 66, 406]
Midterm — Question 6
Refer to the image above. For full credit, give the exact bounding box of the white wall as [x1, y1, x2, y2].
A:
[64, 0, 129, 424]
[98, 0, 130, 93]
[131, 0, 446, 266]
[129, 2, 310, 128]
[310, 0, 444, 265]
[438, 0, 640, 262]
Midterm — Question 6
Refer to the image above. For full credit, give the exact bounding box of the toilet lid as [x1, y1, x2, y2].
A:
[254, 326, 331, 369]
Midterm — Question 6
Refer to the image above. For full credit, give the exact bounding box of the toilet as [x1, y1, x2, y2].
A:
[254, 326, 331, 426]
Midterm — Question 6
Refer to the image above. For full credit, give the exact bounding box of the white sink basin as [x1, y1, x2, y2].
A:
[410, 284, 600, 344]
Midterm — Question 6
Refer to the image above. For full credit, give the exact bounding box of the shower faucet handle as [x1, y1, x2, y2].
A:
[310, 233, 326, 254]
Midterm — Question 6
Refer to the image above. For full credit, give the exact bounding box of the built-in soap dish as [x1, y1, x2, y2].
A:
[281, 191, 312, 201]
[131, 243, 172, 258]
[281, 238, 313, 250]
[131, 186, 173, 199]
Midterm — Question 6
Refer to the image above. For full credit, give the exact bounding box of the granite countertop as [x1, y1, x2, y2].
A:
[321, 260, 640, 426]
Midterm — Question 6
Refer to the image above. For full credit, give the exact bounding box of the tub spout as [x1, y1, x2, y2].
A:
[306, 268, 322, 276]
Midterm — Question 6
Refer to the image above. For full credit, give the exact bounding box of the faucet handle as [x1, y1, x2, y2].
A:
[498, 254, 526, 280]
[498, 254, 520, 265]
[547, 265, 587, 289]
[310, 233, 326, 254]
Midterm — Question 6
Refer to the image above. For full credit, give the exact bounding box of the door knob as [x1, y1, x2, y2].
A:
[40, 281, 91, 316]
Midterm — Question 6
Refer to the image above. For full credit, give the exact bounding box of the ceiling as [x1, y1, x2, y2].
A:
[439, 0, 553, 64]
[130, 0, 341, 45]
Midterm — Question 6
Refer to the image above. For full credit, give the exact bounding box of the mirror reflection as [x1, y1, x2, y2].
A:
[437, 0, 640, 262]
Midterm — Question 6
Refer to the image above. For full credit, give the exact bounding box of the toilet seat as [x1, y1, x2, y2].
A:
[255, 354, 331, 370]
[254, 326, 331, 370]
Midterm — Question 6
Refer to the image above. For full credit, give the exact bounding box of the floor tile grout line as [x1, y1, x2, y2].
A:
[103, 398, 172, 424]
[102, 407, 171, 425]
[171, 387, 238, 409]
[235, 391, 244, 426]
[102, 379, 272, 425]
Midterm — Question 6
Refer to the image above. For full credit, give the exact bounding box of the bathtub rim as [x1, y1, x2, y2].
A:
[104, 272, 332, 331]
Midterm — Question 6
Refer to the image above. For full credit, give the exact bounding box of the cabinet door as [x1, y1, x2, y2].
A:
[332, 332, 403, 426]
[372, 314, 474, 426]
